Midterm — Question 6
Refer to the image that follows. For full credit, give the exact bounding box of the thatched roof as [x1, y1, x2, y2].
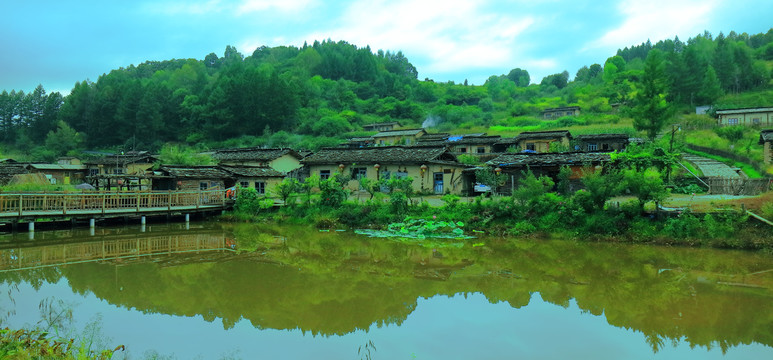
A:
[487, 152, 611, 168]
[219, 165, 285, 178]
[212, 147, 300, 162]
[759, 129, 773, 144]
[301, 146, 457, 165]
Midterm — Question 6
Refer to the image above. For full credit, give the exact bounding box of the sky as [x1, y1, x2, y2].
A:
[2, 0, 773, 95]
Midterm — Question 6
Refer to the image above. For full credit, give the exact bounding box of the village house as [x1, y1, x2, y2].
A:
[371, 128, 427, 146]
[541, 106, 580, 119]
[0, 163, 29, 186]
[362, 121, 401, 132]
[84, 152, 157, 190]
[573, 134, 629, 152]
[494, 130, 573, 153]
[716, 107, 773, 127]
[25, 163, 87, 185]
[212, 147, 303, 173]
[219, 165, 286, 195]
[301, 146, 467, 195]
[759, 129, 773, 164]
[151, 165, 231, 191]
[485, 152, 613, 194]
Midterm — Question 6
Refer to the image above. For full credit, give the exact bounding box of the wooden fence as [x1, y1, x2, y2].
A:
[702, 178, 773, 195]
[0, 190, 226, 219]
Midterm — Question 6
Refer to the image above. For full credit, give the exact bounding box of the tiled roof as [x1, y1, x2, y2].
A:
[575, 134, 630, 141]
[542, 106, 580, 112]
[487, 152, 611, 167]
[158, 165, 232, 179]
[301, 146, 457, 165]
[220, 165, 285, 178]
[372, 128, 426, 137]
[447, 135, 501, 145]
[515, 130, 572, 141]
[717, 107, 773, 114]
[84, 154, 157, 165]
[213, 148, 299, 162]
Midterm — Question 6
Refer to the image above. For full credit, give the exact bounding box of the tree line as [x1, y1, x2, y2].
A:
[1, 29, 772, 159]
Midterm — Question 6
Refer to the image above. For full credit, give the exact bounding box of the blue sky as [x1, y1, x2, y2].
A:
[2, 0, 772, 94]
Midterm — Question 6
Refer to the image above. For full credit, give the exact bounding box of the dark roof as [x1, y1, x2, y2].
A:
[84, 154, 157, 165]
[759, 129, 773, 144]
[301, 146, 457, 165]
[372, 128, 426, 138]
[515, 130, 573, 141]
[0, 164, 29, 176]
[542, 106, 580, 112]
[220, 165, 285, 178]
[487, 152, 612, 168]
[447, 135, 501, 145]
[420, 133, 451, 140]
[212, 148, 300, 162]
[717, 107, 773, 114]
[575, 134, 630, 141]
[363, 121, 400, 128]
[157, 165, 232, 179]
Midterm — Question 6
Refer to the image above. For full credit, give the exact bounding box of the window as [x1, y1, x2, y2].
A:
[587, 143, 598, 151]
[545, 113, 552, 118]
[526, 143, 536, 151]
[200, 182, 208, 190]
[728, 118, 739, 125]
[753, 118, 761, 125]
[352, 167, 367, 179]
[476, 147, 486, 154]
[239, 181, 249, 188]
[320, 170, 330, 180]
[255, 181, 265, 194]
[602, 143, 609, 150]
[89, 169, 99, 176]
[566, 111, 573, 116]
[113, 168, 124, 175]
[458, 147, 467, 153]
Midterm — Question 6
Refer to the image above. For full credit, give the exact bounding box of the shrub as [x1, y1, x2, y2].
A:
[235, 187, 273, 215]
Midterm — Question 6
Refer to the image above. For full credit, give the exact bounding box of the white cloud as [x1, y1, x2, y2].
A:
[236, 0, 316, 15]
[586, 0, 719, 52]
[143, 0, 224, 15]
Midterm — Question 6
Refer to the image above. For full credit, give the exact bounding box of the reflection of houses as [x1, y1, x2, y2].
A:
[574, 134, 629, 152]
[301, 146, 466, 194]
[219, 165, 285, 195]
[486, 152, 612, 194]
[542, 106, 580, 119]
[362, 121, 400, 132]
[494, 130, 572, 153]
[759, 130, 773, 164]
[213, 148, 302, 173]
[371, 128, 427, 146]
[716, 107, 773, 126]
[152, 165, 231, 191]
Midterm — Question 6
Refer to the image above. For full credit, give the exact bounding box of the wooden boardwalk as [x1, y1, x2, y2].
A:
[0, 190, 228, 222]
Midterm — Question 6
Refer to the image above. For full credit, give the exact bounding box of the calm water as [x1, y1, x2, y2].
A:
[1, 221, 772, 359]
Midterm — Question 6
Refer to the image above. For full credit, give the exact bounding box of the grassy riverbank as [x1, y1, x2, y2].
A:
[224, 176, 773, 252]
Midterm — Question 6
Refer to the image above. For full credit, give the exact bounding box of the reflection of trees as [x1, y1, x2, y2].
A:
[5, 223, 773, 351]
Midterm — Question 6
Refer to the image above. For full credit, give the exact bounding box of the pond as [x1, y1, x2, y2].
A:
[1, 221, 772, 359]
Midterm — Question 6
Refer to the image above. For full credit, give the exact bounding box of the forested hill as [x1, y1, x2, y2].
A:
[2, 30, 773, 160]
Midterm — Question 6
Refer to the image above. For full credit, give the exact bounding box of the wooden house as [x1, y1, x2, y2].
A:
[212, 147, 302, 173]
[151, 165, 231, 191]
[494, 130, 572, 153]
[371, 128, 427, 146]
[485, 152, 612, 194]
[362, 121, 401, 132]
[759, 129, 773, 164]
[716, 107, 773, 127]
[574, 134, 629, 152]
[84, 152, 157, 190]
[25, 164, 87, 185]
[542, 106, 580, 119]
[301, 146, 467, 195]
[220, 165, 285, 195]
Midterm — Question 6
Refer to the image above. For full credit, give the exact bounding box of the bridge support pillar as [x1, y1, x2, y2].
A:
[141, 216, 146, 225]
[185, 214, 190, 222]
[90, 218, 95, 228]
[28, 221, 34, 232]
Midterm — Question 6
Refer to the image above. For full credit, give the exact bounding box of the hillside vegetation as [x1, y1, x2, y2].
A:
[1, 29, 773, 161]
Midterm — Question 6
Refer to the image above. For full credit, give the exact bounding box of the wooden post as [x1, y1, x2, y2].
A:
[168, 192, 172, 211]
[102, 193, 106, 215]
[136, 192, 140, 212]
[63, 194, 67, 215]
[18, 194, 23, 217]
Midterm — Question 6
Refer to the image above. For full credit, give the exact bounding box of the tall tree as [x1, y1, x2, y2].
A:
[630, 50, 672, 141]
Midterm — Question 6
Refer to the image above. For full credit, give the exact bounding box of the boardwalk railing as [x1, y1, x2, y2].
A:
[0, 190, 226, 219]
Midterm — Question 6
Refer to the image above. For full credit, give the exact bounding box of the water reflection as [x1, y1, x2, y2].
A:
[0, 222, 772, 358]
